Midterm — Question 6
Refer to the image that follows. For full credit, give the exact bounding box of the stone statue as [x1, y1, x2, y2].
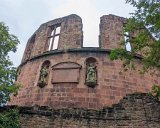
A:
[38, 65, 49, 87]
[86, 63, 97, 83]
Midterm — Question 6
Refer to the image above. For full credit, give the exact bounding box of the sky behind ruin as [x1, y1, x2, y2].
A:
[0, 0, 135, 66]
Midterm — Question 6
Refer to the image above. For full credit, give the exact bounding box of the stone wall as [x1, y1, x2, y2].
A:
[21, 14, 126, 63]
[8, 14, 160, 127]
[19, 93, 160, 128]
[100, 14, 125, 49]
[22, 14, 83, 63]
[10, 14, 160, 109]
[10, 48, 160, 109]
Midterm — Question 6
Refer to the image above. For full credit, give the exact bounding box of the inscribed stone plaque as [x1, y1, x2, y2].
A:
[52, 62, 81, 83]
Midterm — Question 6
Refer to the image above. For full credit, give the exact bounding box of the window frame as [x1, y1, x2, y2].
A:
[48, 24, 61, 51]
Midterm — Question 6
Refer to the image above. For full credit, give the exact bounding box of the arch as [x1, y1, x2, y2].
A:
[42, 60, 51, 67]
[85, 57, 97, 64]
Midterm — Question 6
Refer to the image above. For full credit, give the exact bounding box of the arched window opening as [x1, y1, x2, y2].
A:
[48, 24, 61, 50]
[38, 60, 51, 88]
[85, 57, 97, 88]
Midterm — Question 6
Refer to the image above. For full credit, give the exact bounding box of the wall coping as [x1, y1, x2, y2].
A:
[19, 48, 142, 67]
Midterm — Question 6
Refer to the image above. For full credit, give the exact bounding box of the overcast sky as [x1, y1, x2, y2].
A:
[0, 0, 135, 66]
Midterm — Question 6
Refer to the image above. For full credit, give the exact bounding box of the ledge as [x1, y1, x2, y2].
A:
[19, 48, 143, 67]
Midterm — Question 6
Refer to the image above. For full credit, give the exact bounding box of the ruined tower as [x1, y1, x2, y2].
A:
[10, 14, 160, 109]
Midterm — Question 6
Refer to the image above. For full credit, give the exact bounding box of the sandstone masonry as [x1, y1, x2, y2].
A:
[18, 93, 160, 128]
[10, 14, 160, 111]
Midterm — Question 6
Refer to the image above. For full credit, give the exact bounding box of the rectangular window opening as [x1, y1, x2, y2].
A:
[52, 36, 59, 50]
[51, 29, 55, 36]
[125, 42, 132, 51]
[48, 24, 61, 51]
[48, 37, 53, 50]
[123, 27, 132, 52]
[55, 26, 61, 34]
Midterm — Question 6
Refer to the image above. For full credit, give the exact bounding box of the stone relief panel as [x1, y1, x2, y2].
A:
[52, 62, 81, 83]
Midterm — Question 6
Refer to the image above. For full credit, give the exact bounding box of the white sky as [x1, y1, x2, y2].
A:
[0, 0, 135, 66]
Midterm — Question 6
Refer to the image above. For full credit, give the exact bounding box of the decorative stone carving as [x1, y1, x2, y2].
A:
[86, 63, 97, 82]
[85, 58, 97, 87]
[52, 62, 81, 83]
[38, 61, 50, 88]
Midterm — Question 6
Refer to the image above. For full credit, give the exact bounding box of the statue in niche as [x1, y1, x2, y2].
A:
[38, 65, 49, 88]
[86, 63, 97, 87]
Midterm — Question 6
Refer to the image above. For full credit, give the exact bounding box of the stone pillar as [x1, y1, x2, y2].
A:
[100, 14, 126, 49]
[58, 14, 83, 50]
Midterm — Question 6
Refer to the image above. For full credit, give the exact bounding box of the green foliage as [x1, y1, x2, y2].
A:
[110, 0, 160, 72]
[0, 22, 20, 127]
[148, 85, 160, 100]
[110, 48, 135, 71]
[110, 48, 133, 61]
[0, 22, 20, 106]
[0, 85, 19, 105]
[110, 0, 160, 99]
[0, 108, 20, 128]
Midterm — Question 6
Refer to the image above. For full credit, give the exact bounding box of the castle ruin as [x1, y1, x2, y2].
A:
[9, 14, 160, 128]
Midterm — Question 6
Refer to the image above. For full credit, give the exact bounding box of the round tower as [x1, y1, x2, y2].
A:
[10, 14, 160, 109]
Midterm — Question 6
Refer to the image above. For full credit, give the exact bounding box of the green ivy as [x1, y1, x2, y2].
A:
[0, 108, 20, 128]
[110, 48, 135, 71]
[148, 85, 160, 100]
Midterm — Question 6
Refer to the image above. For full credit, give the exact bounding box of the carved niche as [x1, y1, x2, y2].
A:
[38, 60, 50, 88]
[52, 62, 81, 83]
[85, 57, 97, 88]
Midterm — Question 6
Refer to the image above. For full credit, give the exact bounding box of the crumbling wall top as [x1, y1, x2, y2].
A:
[100, 14, 126, 22]
[22, 14, 83, 63]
